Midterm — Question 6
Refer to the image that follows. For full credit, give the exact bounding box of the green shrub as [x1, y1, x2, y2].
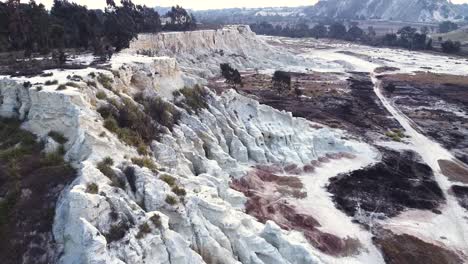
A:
[40, 72, 53, 77]
[137, 96, 180, 131]
[88, 72, 96, 78]
[56, 84, 67, 91]
[40, 151, 65, 167]
[96, 91, 107, 100]
[48, 131, 68, 144]
[65, 82, 80, 88]
[136, 222, 152, 239]
[385, 129, 406, 142]
[104, 118, 119, 133]
[172, 186, 186, 196]
[86, 182, 99, 194]
[165, 195, 178, 205]
[150, 214, 162, 228]
[44, 80, 58, 86]
[160, 174, 176, 187]
[102, 157, 114, 166]
[36, 86, 43, 91]
[174, 85, 209, 114]
[98, 73, 114, 90]
[131, 157, 157, 171]
[86, 81, 96, 88]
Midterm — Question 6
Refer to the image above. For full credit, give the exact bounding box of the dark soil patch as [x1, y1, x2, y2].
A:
[327, 149, 445, 218]
[374, 230, 463, 264]
[451, 185, 468, 211]
[439, 160, 468, 184]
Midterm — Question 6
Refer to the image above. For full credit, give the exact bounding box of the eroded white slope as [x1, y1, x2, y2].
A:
[0, 50, 379, 263]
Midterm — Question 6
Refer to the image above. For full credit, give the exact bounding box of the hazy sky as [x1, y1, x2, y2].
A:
[21, 0, 468, 10]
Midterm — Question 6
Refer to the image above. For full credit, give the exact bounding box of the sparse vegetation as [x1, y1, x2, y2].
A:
[385, 129, 406, 142]
[48, 131, 68, 144]
[131, 157, 157, 171]
[56, 84, 67, 91]
[136, 95, 181, 131]
[86, 182, 99, 194]
[172, 186, 186, 197]
[150, 214, 162, 228]
[173, 85, 208, 114]
[160, 174, 176, 187]
[97, 73, 114, 90]
[0, 118, 76, 260]
[44, 80, 58, 86]
[65, 81, 80, 88]
[96, 91, 107, 100]
[136, 222, 152, 239]
[165, 195, 178, 205]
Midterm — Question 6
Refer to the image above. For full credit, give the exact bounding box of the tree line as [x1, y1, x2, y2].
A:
[251, 21, 462, 54]
[0, 0, 197, 56]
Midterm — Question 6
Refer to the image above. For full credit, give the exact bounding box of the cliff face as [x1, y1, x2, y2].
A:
[313, 0, 459, 22]
[129, 25, 310, 80]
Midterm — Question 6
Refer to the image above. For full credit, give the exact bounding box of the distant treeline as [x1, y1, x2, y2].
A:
[251, 21, 462, 54]
[0, 0, 196, 56]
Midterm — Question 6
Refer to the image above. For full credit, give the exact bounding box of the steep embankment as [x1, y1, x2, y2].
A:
[0, 27, 385, 263]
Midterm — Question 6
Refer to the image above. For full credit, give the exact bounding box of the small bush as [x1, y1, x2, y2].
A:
[137, 96, 180, 131]
[23, 81, 32, 88]
[36, 86, 43, 91]
[102, 157, 114, 166]
[40, 72, 53, 77]
[172, 186, 186, 196]
[99, 132, 106, 137]
[136, 222, 152, 239]
[48, 131, 68, 144]
[87, 80, 97, 87]
[150, 214, 162, 228]
[104, 118, 119, 133]
[56, 84, 67, 91]
[131, 157, 157, 171]
[40, 151, 65, 167]
[105, 223, 130, 243]
[96, 91, 107, 100]
[88, 72, 96, 78]
[86, 182, 99, 194]
[97, 158, 115, 178]
[123, 166, 137, 193]
[98, 73, 114, 90]
[385, 129, 405, 142]
[174, 85, 209, 114]
[44, 80, 58, 86]
[160, 174, 176, 187]
[65, 82, 80, 88]
[165, 195, 178, 205]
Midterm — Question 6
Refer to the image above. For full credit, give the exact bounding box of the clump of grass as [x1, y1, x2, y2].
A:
[56, 84, 67, 91]
[131, 157, 157, 171]
[135, 95, 181, 131]
[172, 186, 186, 197]
[385, 129, 406, 142]
[97, 157, 115, 177]
[88, 72, 96, 78]
[44, 80, 58, 86]
[23, 81, 32, 88]
[159, 174, 176, 187]
[39, 150, 65, 167]
[87, 80, 97, 88]
[40, 72, 53, 77]
[135, 222, 152, 239]
[99, 131, 106, 137]
[173, 85, 209, 114]
[86, 182, 99, 194]
[97, 73, 114, 90]
[65, 81, 80, 88]
[96, 91, 107, 100]
[36, 86, 43, 91]
[48, 131, 68, 144]
[150, 214, 162, 228]
[165, 195, 178, 205]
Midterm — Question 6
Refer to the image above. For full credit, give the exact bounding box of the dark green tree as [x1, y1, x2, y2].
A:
[328, 22, 347, 39]
[272, 71, 291, 95]
[220, 63, 242, 89]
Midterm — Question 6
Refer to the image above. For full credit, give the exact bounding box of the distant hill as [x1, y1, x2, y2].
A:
[193, 1, 468, 24]
[312, 0, 463, 22]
